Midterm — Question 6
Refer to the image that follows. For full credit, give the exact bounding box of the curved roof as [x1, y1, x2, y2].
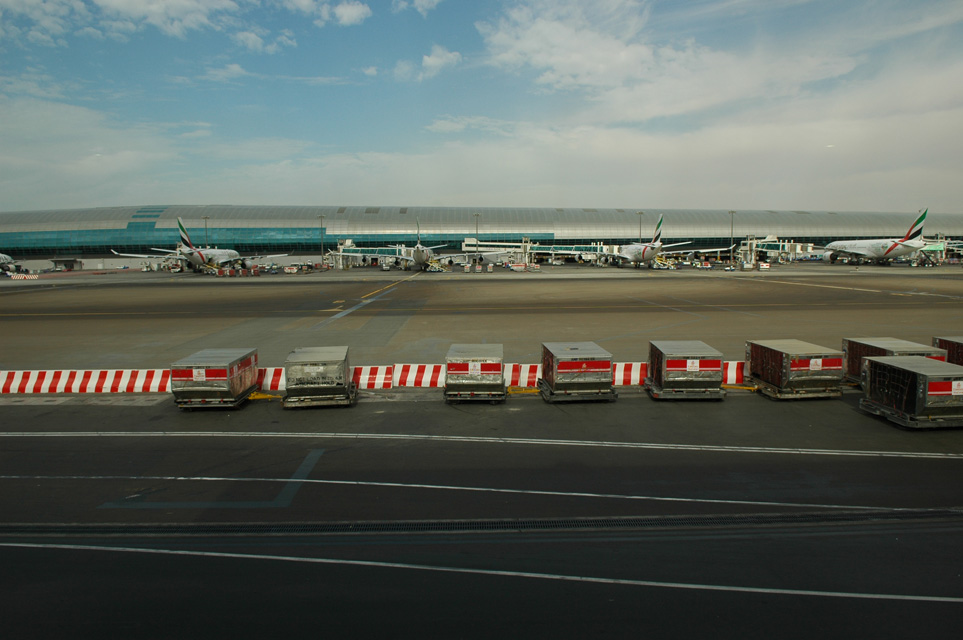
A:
[1, 205, 959, 256]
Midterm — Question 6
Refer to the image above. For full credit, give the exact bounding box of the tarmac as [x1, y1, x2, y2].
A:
[2, 261, 963, 638]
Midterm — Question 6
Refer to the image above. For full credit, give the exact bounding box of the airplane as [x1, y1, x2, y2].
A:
[820, 209, 928, 264]
[590, 214, 731, 267]
[112, 217, 286, 271]
[1, 252, 25, 273]
[332, 220, 502, 271]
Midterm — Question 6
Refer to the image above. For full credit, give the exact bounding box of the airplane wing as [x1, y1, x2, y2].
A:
[661, 244, 733, 256]
[111, 249, 187, 261]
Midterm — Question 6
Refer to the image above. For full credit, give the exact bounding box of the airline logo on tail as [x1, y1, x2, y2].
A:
[651, 214, 663, 244]
[177, 217, 205, 263]
[883, 208, 926, 256]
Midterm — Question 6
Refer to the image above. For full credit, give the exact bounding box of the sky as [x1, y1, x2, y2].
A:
[1, 0, 962, 213]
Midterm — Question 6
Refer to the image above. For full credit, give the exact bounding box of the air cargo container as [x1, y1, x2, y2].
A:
[746, 339, 843, 399]
[538, 342, 617, 403]
[282, 346, 357, 408]
[645, 340, 725, 400]
[933, 337, 963, 366]
[170, 348, 258, 409]
[859, 356, 963, 429]
[443, 343, 506, 403]
[842, 337, 946, 381]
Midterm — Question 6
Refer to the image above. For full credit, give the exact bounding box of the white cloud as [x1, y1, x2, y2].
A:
[419, 44, 460, 79]
[203, 63, 250, 83]
[392, 0, 444, 18]
[332, 1, 372, 26]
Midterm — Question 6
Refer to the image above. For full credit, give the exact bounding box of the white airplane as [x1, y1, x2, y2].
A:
[595, 214, 731, 267]
[112, 217, 286, 271]
[821, 209, 928, 264]
[1, 252, 18, 272]
[333, 220, 501, 271]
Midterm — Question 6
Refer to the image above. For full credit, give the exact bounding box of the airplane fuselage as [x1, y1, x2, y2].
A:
[824, 238, 925, 261]
[0, 253, 15, 271]
[620, 243, 661, 264]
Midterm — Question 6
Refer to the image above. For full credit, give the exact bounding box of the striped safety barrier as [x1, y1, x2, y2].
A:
[506, 363, 541, 387]
[723, 361, 746, 384]
[1, 369, 170, 394]
[393, 364, 444, 387]
[612, 362, 647, 386]
[9, 274, 39, 280]
[353, 366, 394, 389]
[0, 362, 751, 394]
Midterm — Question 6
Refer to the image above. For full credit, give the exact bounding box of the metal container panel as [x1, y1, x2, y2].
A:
[170, 348, 259, 403]
[746, 339, 843, 389]
[284, 346, 351, 395]
[540, 342, 613, 391]
[864, 356, 963, 417]
[445, 344, 505, 389]
[843, 337, 946, 379]
[649, 340, 724, 390]
[934, 337, 963, 366]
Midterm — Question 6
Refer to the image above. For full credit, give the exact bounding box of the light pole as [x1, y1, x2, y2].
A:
[637, 211, 644, 242]
[728, 210, 735, 264]
[473, 212, 480, 263]
[318, 215, 325, 266]
[202, 216, 210, 247]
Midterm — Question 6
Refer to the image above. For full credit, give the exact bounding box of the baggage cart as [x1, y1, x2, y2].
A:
[645, 340, 725, 400]
[170, 348, 258, 409]
[746, 339, 843, 399]
[537, 342, 617, 403]
[859, 356, 963, 429]
[282, 346, 357, 408]
[842, 337, 946, 381]
[443, 344, 506, 403]
[933, 337, 963, 366]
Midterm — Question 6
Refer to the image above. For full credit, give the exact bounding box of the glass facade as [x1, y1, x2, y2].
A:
[0, 205, 958, 257]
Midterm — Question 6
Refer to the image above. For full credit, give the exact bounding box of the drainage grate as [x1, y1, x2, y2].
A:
[2, 509, 962, 538]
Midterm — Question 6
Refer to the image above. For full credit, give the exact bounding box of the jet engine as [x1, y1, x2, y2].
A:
[242, 258, 256, 269]
[821, 251, 837, 263]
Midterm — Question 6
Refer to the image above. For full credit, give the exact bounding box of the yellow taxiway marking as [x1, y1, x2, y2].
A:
[361, 272, 421, 299]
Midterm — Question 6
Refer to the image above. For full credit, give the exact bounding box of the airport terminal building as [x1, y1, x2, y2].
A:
[1, 205, 960, 258]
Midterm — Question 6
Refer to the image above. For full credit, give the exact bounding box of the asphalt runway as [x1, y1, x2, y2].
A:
[2, 262, 963, 638]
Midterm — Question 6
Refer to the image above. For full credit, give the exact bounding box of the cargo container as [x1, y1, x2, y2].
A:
[859, 356, 963, 429]
[746, 339, 843, 399]
[538, 342, 616, 403]
[170, 348, 258, 409]
[933, 337, 963, 366]
[282, 346, 357, 408]
[443, 343, 506, 403]
[842, 337, 946, 381]
[645, 340, 725, 400]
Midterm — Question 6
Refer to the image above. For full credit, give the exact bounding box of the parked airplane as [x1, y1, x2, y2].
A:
[592, 214, 731, 267]
[1, 252, 18, 272]
[112, 218, 286, 271]
[333, 220, 501, 271]
[820, 209, 928, 264]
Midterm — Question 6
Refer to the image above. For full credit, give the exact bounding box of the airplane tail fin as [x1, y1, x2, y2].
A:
[903, 209, 926, 241]
[652, 214, 664, 244]
[177, 217, 196, 250]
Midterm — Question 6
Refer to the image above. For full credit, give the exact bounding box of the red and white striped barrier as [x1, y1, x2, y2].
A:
[393, 364, 444, 387]
[723, 361, 745, 384]
[1, 369, 170, 394]
[612, 362, 647, 386]
[353, 366, 393, 389]
[1, 361, 752, 394]
[506, 364, 541, 387]
[9, 274, 39, 280]
[258, 367, 286, 391]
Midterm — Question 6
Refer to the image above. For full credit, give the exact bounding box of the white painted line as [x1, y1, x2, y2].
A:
[0, 473, 895, 511]
[2, 543, 961, 603]
[2, 431, 961, 460]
